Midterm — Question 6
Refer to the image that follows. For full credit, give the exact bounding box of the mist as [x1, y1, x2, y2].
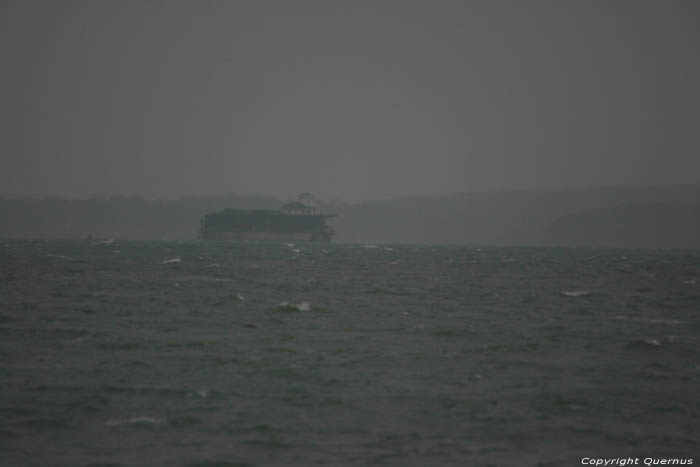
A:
[2, 1, 699, 202]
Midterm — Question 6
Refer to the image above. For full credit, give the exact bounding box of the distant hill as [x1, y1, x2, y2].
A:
[0, 194, 279, 240]
[327, 184, 700, 247]
[541, 202, 700, 249]
[1, 184, 699, 248]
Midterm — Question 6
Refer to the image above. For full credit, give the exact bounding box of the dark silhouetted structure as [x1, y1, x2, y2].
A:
[200, 193, 336, 242]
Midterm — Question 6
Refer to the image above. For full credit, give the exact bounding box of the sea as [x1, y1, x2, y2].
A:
[1, 240, 698, 467]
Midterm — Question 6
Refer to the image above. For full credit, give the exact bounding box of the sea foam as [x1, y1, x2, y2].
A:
[105, 416, 166, 427]
[561, 290, 590, 297]
[277, 301, 312, 312]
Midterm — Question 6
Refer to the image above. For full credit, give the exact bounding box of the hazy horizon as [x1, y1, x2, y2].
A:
[1, 181, 699, 205]
[3, 1, 699, 202]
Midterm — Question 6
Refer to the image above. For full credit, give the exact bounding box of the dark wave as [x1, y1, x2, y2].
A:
[1, 241, 699, 465]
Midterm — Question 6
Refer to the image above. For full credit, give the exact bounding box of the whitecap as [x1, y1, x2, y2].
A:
[206, 263, 221, 268]
[105, 416, 165, 427]
[236, 293, 246, 301]
[363, 244, 379, 249]
[561, 290, 590, 297]
[625, 338, 662, 350]
[186, 389, 209, 399]
[277, 301, 312, 312]
[162, 257, 181, 264]
[383, 247, 394, 251]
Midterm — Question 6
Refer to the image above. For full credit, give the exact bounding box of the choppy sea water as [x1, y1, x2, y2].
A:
[1, 240, 699, 467]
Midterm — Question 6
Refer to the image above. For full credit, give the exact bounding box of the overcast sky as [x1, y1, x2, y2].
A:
[2, 1, 699, 202]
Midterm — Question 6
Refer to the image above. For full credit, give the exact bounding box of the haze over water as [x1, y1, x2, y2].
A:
[1, 240, 698, 466]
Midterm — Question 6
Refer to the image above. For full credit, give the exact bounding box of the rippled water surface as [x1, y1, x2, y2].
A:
[1, 240, 699, 466]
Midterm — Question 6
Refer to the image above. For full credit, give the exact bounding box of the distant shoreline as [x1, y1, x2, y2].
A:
[1, 184, 698, 248]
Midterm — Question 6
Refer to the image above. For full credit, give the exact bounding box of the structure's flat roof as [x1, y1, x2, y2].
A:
[207, 209, 335, 218]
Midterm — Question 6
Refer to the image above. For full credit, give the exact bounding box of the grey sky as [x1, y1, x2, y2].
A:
[2, 1, 699, 202]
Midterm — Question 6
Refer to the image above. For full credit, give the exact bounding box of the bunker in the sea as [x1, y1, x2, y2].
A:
[200, 193, 336, 242]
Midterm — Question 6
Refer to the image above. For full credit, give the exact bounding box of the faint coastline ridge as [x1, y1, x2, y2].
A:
[330, 183, 700, 248]
[0, 184, 698, 248]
